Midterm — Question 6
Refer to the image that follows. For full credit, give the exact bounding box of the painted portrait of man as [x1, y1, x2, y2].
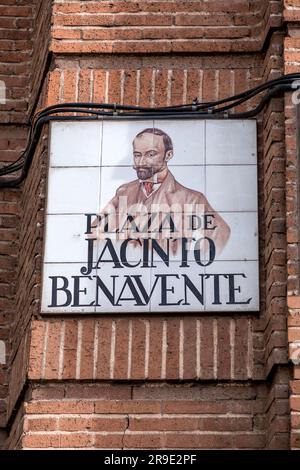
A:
[91, 127, 231, 257]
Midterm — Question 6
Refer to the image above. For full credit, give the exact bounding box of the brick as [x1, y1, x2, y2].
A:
[64, 384, 131, 400]
[44, 321, 61, 380]
[59, 417, 90, 432]
[52, 29, 81, 40]
[291, 396, 300, 411]
[58, 433, 93, 448]
[113, 319, 129, 380]
[28, 321, 46, 379]
[62, 69, 77, 102]
[166, 319, 180, 380]
[290, 380, 300, 394]
[25, 417, 57, 432]
[163, 399, 264, 414]
[217, 318, 231, 379]
[129, 416, 252, 432]
[288, 327, 300, 342]
[94, 434, 123, 448]
[232, 433, 266, 449]
[122, 70, 137, 106]
[148, 319, 163, 379]
[62, 320, 78, 380]
[289, 312, 300, 327]
[94, 400, 161, 414]
[200, 318, 214, 379]
[96, 319, 112, 379]
[288, 296, 300, 309]
[154, 69, 168, 107]
[131, 319, 146, 380]
[78, 69, 91, 103]
[183, 318, 197, 380]
[165, 433, 232, 449]
[92, 69, 106, 103]
[30, 385, 65, 401]
[291, 414, 300, 429]
[79, 320, 95, 379]
[234, 318, 249, 380]
[107, 70, 121, 107]
[46, 70, 61, 106]
[291, 432, 300, 448]
[91, 417, 127, 432]
[124, 433, 163, 448]
[139, 69, 154, 107]
[186, 69, 201, 103]
[23, 434, 60, 449]
[25, 401, 94, 415]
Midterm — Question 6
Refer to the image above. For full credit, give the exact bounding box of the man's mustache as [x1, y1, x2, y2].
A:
[133, 165, 153, 171]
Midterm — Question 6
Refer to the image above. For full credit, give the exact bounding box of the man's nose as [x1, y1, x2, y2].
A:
[136, 154, 148, 166]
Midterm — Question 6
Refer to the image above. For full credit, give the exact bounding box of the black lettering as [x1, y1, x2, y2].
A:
[189, 214, 202, 231]
[118, 214, 140, 234]
[205, 274, 222, 305]
[157, 274, 182, 306]
[48, 276, 72, 307]
[132, 274, 160, 304]
[141, 238, 150, 268]
[204, 214, 216, 230]
[225, 273, 252, 305]
[72, 275, 95, 307]
[116, 275, 145, 306]
[95, 275, 118, 306]
[120, 238, 141, 267]
[182, 274, 204, 305]
[180, 237, 194, 268]
[151, 239, 169, 266]
[81, 237, 96, 275]
[194, 237, 216, 266]
[84, 213, 97, 234]
[95, 238, 123, 269]
[158, 213, 177, 233]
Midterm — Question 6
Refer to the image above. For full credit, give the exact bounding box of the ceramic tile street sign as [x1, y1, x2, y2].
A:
[41, 119, 259, 314]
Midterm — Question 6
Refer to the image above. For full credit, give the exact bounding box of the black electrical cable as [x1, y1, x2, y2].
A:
[0, 73, 300, 188]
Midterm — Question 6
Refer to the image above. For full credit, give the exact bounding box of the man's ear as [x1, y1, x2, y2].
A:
[165, 150, 173, 161]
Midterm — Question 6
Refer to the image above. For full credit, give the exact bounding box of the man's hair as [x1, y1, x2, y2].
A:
[135, 128, 173, 153]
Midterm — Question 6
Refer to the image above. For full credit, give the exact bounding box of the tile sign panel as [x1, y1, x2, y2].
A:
[41, 119, 259, 314]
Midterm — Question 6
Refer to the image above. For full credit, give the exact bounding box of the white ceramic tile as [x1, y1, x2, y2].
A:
[95, 263, 151, 313]
[44, 214, 100, 264]
[100, 166, 205, 214]
[47, 167, 100, 214]
[154, 119, 205, 165]
[206, 120, 257, 165]
[100, 166, 136, 209]
[102, 120, 154, 166]
[102, 119, 205, 166]
[42, 263, 97, 313]
[170, 165, 205, 194]
[204, 260, 259, 312]
[150, 261, 205, 312]
[213, 212, 259, 262]
[205, 165, 257, 212]
[99, 166, 206, 260]
[50, 121, 102, 167]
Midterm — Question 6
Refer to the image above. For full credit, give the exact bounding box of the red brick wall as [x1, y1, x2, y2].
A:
[284, 0, 300, 450]
[0, 0, 297, 450]
[21, 383, 267, 449]
[0, 1, 35, 441]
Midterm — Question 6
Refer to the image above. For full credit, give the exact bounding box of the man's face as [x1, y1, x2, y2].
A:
[132, 133, 172, 180]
